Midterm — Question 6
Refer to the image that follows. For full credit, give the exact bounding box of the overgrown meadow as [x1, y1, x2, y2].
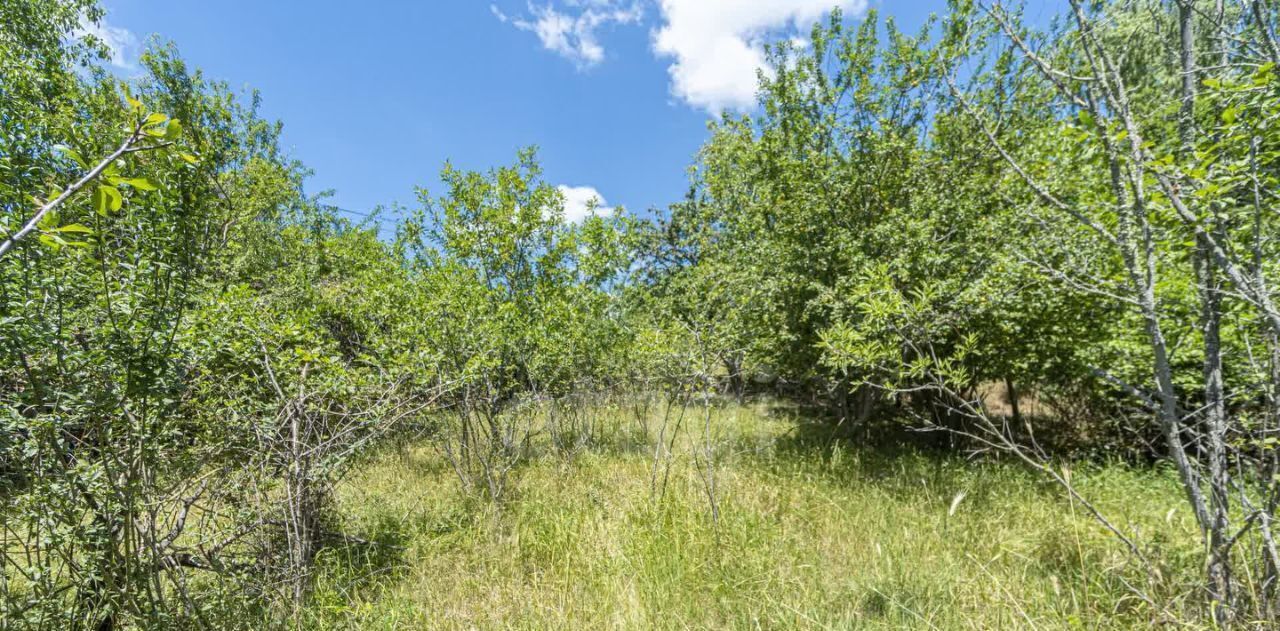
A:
[3, 0, 1280, 628]
[311, 400, 1200, 630]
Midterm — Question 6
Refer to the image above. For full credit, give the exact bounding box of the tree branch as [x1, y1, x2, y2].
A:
[0, 123, 151, 259]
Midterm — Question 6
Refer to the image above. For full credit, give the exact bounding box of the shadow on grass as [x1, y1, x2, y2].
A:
[308, 511, 413, 616]
[719, 403, 1076, 508]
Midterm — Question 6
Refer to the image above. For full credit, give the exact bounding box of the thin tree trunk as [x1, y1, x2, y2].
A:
[1195, 249, 1234, 612]
[1005, 376, 1022, 425]
[1178, 1, 1233, 613]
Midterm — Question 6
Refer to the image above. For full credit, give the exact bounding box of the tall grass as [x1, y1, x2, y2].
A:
[301, 399, 1203, 629]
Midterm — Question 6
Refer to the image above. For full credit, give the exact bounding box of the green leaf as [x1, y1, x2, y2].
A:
[54, 145, 88, 170]
[38, 210, 58, 230]
[105, 186, 123, 210]
[93, 185, 123, 215]
[164, 118, 183, 141]
[118, 178, 158, 191]
[123, 87, 143, 112]
[53, 223, 94, 234]
[179, 152, 199, 165]
[92, 187, 107, 215]
[144, 112, 169, 126]
[1223, 106, 1239, 125]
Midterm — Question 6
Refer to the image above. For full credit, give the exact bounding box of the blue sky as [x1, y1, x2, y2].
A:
[85, 1, 1005, 225]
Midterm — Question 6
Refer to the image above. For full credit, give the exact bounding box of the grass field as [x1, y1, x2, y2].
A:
[302, 399, 1204, 629]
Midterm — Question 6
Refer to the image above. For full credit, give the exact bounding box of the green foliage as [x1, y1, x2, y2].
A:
[398, 148, 636, 400]
[626, 10, 1116, 426]
[4, 0, 1280, 627]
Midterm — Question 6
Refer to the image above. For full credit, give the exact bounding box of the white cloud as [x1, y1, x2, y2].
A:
[558, 185, 613, 223]
[75, 18, 140, 70]
[651, 0, 868, 114]
[492, 1, 867, 113]
[494, 1, 643, 69]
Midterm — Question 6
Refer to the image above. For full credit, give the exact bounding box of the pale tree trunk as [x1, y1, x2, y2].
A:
[962, 0, 1280, 621]
[1178, 1, 1232, 612]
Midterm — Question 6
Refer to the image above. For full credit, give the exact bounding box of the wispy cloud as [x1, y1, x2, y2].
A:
[75, 17, 140, 70]
[492, 1, 642, 69]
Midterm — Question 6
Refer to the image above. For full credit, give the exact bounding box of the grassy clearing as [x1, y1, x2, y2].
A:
[304, 400, 1203, 629]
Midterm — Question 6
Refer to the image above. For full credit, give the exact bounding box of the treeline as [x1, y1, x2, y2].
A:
[2, 0, 1280, 627]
